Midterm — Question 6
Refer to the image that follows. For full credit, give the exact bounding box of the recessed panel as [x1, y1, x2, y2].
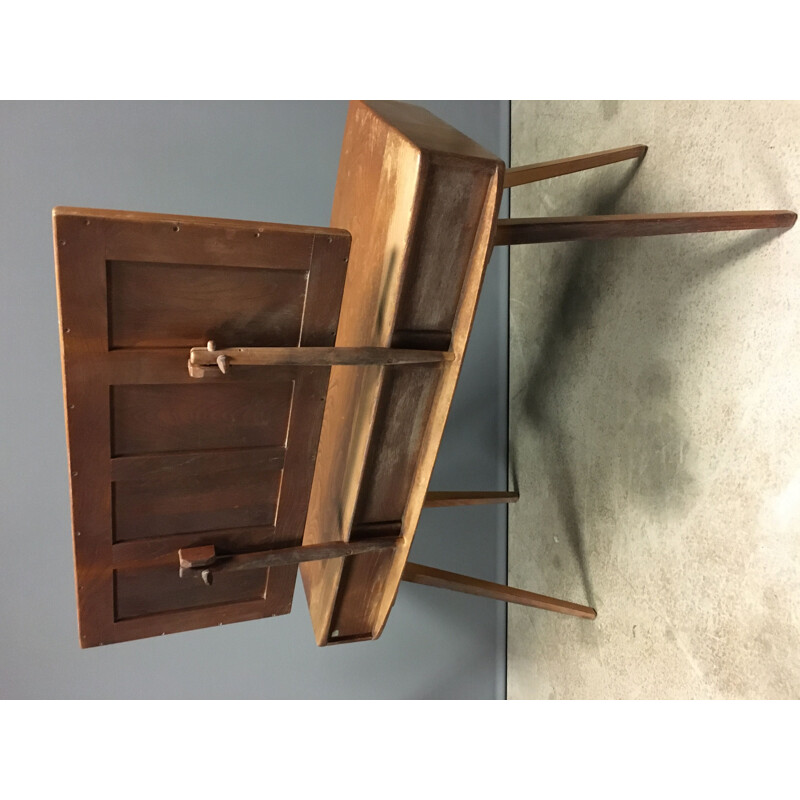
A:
[113, 463, 282, 542]
[354, 364, 440, 525]
[55, 207, 349, 646]
[393, 160, 490, 335]
[114, 563, 268, 620]
[111, 382, 294, 456]
[108, 260, 308, 349]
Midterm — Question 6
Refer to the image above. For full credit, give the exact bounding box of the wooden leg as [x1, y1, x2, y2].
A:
[494, 210, 797, 246]
[504, 144, 647, 189]
[402, 562, 597, 620]
[423, 491, 519, 508]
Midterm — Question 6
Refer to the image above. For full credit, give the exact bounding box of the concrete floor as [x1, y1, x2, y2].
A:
[507, 101, 800, 699]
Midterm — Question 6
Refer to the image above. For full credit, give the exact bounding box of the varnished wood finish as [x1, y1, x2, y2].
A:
[300, 101, 504, 645]
[54, 207, 350, 646]
[402, 563, 597, 619]
[503, 144, 647, 188]
[494, 210, 798, 246]
[56, 106, 799, 652]
[188, 345, 454, 370]
[423, 491, 519, 507]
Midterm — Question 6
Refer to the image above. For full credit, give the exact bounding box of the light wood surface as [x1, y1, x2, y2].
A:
[300, 100, 505, 645]
[503, 144, 647, 188]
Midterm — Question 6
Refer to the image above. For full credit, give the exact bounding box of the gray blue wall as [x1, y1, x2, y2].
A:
[0, 101, 509, 698]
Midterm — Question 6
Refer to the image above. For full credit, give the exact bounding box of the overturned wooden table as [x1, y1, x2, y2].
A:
[54, 101, 795, 647]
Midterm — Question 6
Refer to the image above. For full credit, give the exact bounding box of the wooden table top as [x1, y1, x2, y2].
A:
[300, 101, 504, 645]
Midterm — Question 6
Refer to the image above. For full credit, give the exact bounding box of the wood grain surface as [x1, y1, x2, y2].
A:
[299, 101, 505, 644]
[54, 207, 350, 646]
[494, 210, 797, 246]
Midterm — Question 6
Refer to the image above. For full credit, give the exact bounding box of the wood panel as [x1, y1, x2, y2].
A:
[54, 207, 349, 646]
[110, 446, 286, 481]
[300, 101, 505, 645]
[111, 382, 294, 456]
[108, 260, 308, 348]
[114, 562, 269, 620]
[112, 526, 279, 567]
[113, 463, 282, 541]
[353, 364, 441, 525]
[392, 158, 493, 336]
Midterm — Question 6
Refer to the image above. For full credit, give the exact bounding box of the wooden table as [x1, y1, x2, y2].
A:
[54, 100, 794, 648]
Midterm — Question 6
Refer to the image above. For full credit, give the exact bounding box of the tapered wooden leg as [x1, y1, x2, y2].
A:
[494, 210, 797, 246]
[402, 562, 597, 620]
[423, 491, 519, 508]
[504, 144, 647, 189]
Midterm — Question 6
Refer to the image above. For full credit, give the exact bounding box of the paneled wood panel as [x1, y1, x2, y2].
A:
[108, 260, 308, 348]
[115, 562, 269, 620]
[111, 382, 294, 456]
[54, 206, 349, 646]
[113, 463, 282, 541]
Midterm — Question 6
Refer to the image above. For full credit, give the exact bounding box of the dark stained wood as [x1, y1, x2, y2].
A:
[111, 382, 294, 456]
[55, 212, 115, 648]
[107, 349, 300, 385]
[402, 562, 597, 620]
[393, 156, 495, 337]
[54, 207, 350, 647]
[351, 520, 403, 538]
[110, 599, 283, 644]
[503, 144, 647, 188]
[494, 210, 798, 246]
[353, 363, 441, 525]
[112, 526, 278, 568]
[110, 446, 285, 482]
[423, 491, 520, 507]
[115, 562, 268, 620]
[108, 260, 309, 350]
[112, 464, 281, 541]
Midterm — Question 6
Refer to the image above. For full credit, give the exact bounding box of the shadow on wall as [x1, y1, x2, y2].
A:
[509, 159, 787, 607]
